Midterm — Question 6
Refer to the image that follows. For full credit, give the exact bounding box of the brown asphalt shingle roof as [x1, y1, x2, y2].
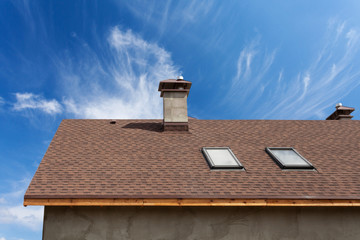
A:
[25, 119, 360, 199]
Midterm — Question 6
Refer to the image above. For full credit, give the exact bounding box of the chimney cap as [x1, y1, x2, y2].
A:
[336, 103, 343, 108]
[335, 105, 355, 111]
[158, 79, 192, 97]
[326, 104, 355, 120]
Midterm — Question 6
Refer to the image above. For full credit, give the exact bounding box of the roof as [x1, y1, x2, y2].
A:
[24, 119, 360, 205]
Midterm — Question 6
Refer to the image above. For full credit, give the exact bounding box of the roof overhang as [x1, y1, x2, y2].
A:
[158, 79, 192, 97]
[23, 198, 360, 207]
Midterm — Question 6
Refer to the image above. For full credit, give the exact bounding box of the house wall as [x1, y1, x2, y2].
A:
[43, 206, 360, 240]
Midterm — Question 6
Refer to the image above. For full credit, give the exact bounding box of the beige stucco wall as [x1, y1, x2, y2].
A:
[43, 206, 360, 240]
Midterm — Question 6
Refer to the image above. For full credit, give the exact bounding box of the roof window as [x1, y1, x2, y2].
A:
[266, 147, 314, 170]
[202, 147, 243, 169]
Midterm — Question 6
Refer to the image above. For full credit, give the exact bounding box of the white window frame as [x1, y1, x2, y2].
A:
[202, 147, 244, 169]
[266, 147, 315, 170]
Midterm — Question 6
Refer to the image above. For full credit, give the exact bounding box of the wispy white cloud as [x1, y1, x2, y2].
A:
[58, 27, 179, 119]
[11, 0, 35, 34]
[234, 43, 257, 84]
[179, 0, 214, 24]
[120, 0, 218, 37]
[0, 237, 6, 240]
[299, 72, 311, 100]
[262, 20, 360, 119]
[226, 19, 360, 119]
[0, 205, 43, 231]
[6, 26, 179, 119]
[0, 179, 43, 231]
[226, 38, 276, 106]
[12, 93, 62, 115]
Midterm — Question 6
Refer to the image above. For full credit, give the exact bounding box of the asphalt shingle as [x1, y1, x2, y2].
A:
[25, 119, 360, 199]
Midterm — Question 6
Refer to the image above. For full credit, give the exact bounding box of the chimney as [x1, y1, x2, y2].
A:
[326, 103, 355, 120]
[158, 76, 192, 131]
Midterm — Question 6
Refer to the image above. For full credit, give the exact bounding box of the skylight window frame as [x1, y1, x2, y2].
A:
[265, 147, 315, 170]
[202, 147, 244, 170]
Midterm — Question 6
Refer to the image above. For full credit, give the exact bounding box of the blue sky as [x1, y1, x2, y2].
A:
[1, 0, 360, 239]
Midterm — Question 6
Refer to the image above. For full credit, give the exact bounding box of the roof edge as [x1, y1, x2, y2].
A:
[24, 194, 360, 199]
[24, 198, 360, 207]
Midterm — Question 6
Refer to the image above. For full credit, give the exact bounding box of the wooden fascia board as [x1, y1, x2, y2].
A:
[23, 198, 360, 207]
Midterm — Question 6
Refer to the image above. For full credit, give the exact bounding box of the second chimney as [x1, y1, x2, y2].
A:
[326, 103, 355, 120]
[158, 77, 192, 131]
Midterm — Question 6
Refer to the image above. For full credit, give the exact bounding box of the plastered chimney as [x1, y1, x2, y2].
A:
[326, 103, 355, 120]
[158, 77, 192, 131]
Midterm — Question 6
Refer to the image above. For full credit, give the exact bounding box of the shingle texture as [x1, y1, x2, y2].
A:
[25, 119, 360, 199]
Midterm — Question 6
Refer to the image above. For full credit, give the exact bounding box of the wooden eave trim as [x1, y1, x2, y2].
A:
[23, 198, 360, 207]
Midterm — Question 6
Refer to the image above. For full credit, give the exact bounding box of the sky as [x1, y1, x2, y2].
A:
[1, 0, 360, 239]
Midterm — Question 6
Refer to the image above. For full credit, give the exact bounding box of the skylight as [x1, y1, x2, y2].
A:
[266, 147, 314, 169]
[202, 147, 243, 169]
